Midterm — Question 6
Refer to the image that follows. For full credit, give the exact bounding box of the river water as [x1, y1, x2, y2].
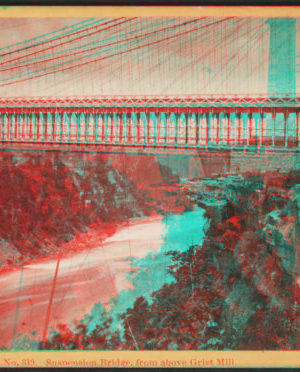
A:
[0, 205, 207, 348]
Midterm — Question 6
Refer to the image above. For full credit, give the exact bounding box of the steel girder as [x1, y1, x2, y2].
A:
[0, 94, 300, 109]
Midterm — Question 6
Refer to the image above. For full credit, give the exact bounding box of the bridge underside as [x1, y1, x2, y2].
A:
[2, 143, 300, 183]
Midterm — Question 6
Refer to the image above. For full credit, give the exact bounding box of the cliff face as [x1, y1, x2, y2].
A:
[0, 153, 152, 267]
[182, 170, 298, 349]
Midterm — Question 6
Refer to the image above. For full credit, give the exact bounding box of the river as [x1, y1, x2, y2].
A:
[0, 206, 207, 348]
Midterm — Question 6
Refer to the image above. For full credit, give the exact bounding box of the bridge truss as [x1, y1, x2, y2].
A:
[0, 95, 300, 111]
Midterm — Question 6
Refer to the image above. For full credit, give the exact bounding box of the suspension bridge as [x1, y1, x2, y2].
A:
[0, 17, 298, 154]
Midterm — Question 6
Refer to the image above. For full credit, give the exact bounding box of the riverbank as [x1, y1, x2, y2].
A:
[0, 206, 207, 349]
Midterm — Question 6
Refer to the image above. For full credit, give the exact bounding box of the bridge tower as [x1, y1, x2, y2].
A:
[267, 18, 299, 348]
[266, 18, 296, 97]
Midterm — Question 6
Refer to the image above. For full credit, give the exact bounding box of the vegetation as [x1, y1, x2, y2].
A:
[1, 154, 298, 350]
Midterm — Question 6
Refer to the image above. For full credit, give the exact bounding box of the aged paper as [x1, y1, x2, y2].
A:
[0, 6, 299, 368]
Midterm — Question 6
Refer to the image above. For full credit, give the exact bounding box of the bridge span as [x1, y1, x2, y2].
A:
[1, 95, 300, 152]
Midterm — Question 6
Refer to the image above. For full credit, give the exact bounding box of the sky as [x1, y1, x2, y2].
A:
[0, 17, 298, 97]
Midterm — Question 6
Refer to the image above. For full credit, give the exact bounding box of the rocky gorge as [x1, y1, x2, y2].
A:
[36, 168, 300, 351]
[1, 151, 299, 350]
[179, 169, 299, 349]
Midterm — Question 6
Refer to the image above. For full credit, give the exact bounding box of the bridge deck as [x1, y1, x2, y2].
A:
[0, 141, 299, 156]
